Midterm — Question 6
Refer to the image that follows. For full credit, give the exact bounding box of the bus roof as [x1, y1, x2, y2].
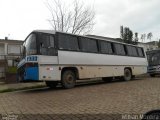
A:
[32, 30, 56, 34]
[32, 30, 140, 47]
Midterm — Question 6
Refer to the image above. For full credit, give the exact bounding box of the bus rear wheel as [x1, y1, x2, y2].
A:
[61, 70, 76, 89]
[123, 69, 132, 81]
[45, 81, 58, 89]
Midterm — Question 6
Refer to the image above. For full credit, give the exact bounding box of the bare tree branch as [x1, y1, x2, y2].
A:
[45, 0, 95, 35]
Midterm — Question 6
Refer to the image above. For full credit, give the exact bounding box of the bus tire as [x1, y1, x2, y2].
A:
[150, 74, 155, 77]
[123, 68, 132, 81]
[61, 70, 76, 89]
[45, 81, 58, 89]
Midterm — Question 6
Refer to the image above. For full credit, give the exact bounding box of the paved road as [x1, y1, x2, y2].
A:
[0, 77, 160, 120]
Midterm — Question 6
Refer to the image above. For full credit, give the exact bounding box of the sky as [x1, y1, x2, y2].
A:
[0, 0, 160, 42]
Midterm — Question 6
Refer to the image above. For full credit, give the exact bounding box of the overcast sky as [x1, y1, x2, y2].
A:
[0, 0, 160, 42]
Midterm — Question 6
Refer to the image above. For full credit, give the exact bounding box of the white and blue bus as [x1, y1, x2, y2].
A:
[147, 49, 160, 77]
[17, 30, 147, 88]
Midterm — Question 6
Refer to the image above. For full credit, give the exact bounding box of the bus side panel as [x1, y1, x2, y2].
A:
[77, 66, 147, 79]
[132, 66, 147, 75]
[58, 51, 148, 66]
[58, 51, 147, 79]
[38, 56, 61, 81]
[77, 66, 124, 79]
[39, 65, 61, 81]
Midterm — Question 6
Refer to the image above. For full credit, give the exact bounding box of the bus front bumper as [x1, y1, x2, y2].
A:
[24, 67, 39, 81]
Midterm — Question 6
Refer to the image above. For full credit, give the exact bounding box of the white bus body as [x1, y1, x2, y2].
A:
[17, 30, 147, 88]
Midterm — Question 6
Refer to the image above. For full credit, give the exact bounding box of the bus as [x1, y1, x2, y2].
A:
[146, 49, 160, 77]
[17, 30, 148, 89]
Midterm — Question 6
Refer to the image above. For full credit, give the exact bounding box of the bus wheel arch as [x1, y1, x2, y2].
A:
[123, 67, 132, 81]
[61, 67, 78, 89]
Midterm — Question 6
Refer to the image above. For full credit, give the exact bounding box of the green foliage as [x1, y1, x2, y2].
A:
[7, 67, 17, 73]
[147, 32, 153, 41]
[120, 26, 137, 45]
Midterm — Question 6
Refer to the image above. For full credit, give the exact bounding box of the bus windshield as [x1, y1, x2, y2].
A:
[23, 33, 37, 56]
[148, 52, 160, 66]
[22, 32, 57, 57]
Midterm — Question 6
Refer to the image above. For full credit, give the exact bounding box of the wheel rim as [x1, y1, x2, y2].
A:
[65, 74, 74, 85]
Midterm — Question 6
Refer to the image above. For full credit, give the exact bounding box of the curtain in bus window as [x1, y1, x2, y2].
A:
[79, 37, 98, 53]
[41, 35, 50, 48]
[39, 34, 55, 55]
[137, 48, 144, 57]
[126, 46, 138, 56]
[50, 36, 54, 47]
[114, 43, 125, 55]
[100, 41, 113, 54]
[58, 34, 79, 51]
[126, 46, 132, 56]
[131, 47, 138, 56]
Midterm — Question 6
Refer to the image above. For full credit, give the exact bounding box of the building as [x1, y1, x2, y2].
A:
[138, 41, 158, 52]
[0, 38, 23, 79]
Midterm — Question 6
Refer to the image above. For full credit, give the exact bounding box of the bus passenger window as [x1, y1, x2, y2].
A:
[100, 41, 113, 54]
[58, 33, 79, 51]
[79, 37, 98, 53]
[137, 48, 144, 57]
[114, 43, 126, 55]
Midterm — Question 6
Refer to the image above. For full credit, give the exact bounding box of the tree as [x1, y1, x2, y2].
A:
[147, 32, 153, 42]
[134, 32, 138, 45]
[45, 0, 95, 34]
[141, 34, 146, 42]
[120, 26, 134, 44]
[120, 26, 124, 39]
[128, 30, 133, 44]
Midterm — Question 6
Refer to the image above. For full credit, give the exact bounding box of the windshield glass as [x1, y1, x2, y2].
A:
[148, 52, 160, 66]
[23, 33, 37, 56]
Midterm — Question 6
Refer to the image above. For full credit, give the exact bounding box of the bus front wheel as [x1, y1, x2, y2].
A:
[123, 69, 132, 81]
[61, 70, 76, 89]
[45, 81, 58, 89]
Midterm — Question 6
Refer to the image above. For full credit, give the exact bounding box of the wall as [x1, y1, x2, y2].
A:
[0, 42, 22, 78]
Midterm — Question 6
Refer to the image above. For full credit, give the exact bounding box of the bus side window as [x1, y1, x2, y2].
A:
[79, 37, 98, 53]
[113, 43, 126, 56]
[137, 47, 144, 57]
[132, 47, 138, 57]
[58, 33, 79, 51]
[126, 46, 138, 57]
[39, 34, 56, 55]
[100, 41, 113, 54]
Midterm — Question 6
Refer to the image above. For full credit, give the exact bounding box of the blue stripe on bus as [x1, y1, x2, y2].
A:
[24, 67, 39, 81]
